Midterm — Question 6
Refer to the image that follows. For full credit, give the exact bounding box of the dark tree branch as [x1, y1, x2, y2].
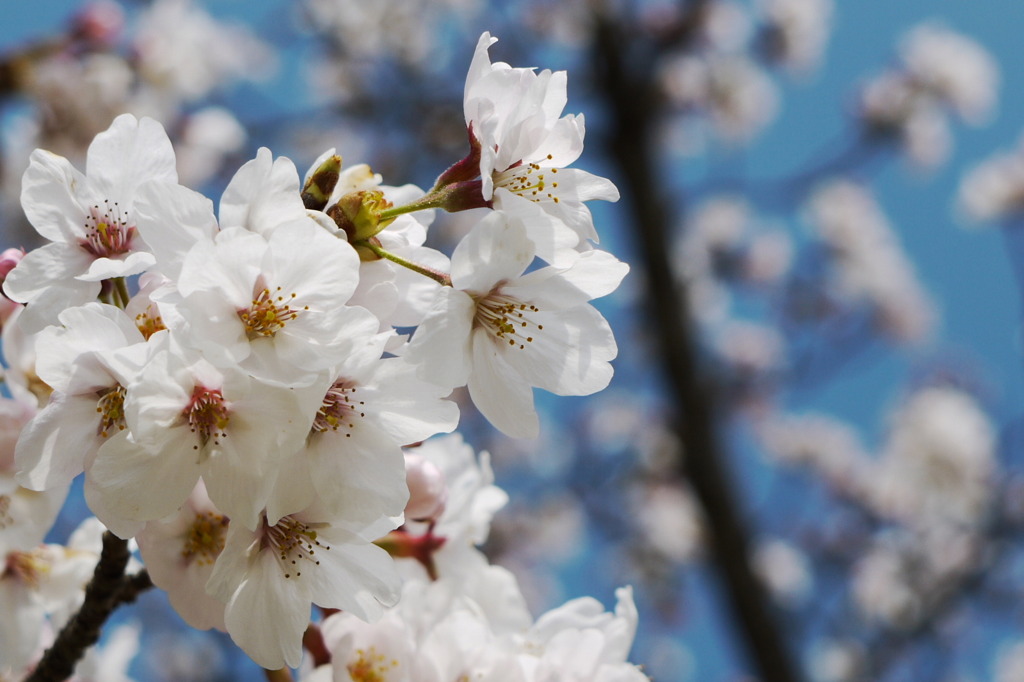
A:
[25, 533, 138, 682]
[590, 10, 804, 682]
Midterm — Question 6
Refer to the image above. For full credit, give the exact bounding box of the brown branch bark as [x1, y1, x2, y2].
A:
[590, 11, 804, 682]
[25, 533, 146, 682]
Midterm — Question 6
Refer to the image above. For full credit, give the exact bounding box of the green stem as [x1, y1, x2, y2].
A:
[378, 193, 447, 222]
[113, 277, 131, 309]
[358, 241, 452, 287]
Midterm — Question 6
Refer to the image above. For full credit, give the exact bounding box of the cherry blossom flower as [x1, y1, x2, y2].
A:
[135, 480, 228, 632]
[4, 114, 176, 332]
[261, 313, 458, 525]
[86, 342, 315, 533]
[407, 212, 627, 437]
[171, 223, 363, 386]
[0, 518, 108, 671]
[870, 386, 996, 528]
[464, 33, 619, 265]
[15, 303, 152, 493]
[320, 563, 646, 682]
[206, 506, 401, 670]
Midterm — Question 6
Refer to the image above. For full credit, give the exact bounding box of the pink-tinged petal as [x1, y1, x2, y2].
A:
[505, 250, 629, 310]
[450, 212, 534, 293]
[222, 549, 310, 670]
[133, 180, 218, 279]
[15, 394, 106, 491]
[405, 288, 475, 390]
[87, 432, 202, 532]
[503, 305, 617, 396]
[20, 149, 88, 242]
[86, 114, 178, 200]
[467, 328, 539, 438]
[219, 148, 307, 236]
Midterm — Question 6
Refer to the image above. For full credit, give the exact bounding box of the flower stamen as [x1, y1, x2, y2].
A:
[182, 510, 229, 566]
[473, 291, 545, 350]
[260, 515, 330, 579]
[348, 647, 398, 682]
[495, 154, 562, 204]
[134, 306, 166, 340]
[311, 379, 365, 438]
[95, 385, 127, 438]
[80, 199, 136, 258]
[239, 285, 305, 339]
[184, 386, 230, 449]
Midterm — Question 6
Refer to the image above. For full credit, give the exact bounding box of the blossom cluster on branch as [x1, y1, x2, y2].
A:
[0, 32, 641, 680]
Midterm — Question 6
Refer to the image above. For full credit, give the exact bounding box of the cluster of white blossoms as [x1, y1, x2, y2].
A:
[858, 23, 998, 169]
[958, 133, 1024, 224]
[806, 180, 935, 345]
[0, 32, 642, 676]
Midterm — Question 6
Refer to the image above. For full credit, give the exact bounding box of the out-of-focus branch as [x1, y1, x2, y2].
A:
[25, 533, 142, 682]
[590, 9, 804, 682]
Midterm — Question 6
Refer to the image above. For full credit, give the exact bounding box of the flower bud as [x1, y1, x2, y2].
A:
[326, 190, 395, 243]
[72, 1, 125, 47]
[404, 453, 448, 522]
[0, 248, 24, 281]
[301, 154, 342, 211]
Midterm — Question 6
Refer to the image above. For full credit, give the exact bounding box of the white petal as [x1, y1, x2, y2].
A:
[133, 180, 218, 280]
[307, 525, 401, 620]
[219, 148, 307, 236]
[450, 211, 534, 293]
[87, 432, 202, 530]
[15, 394, 104, 491]
[502, 305, 616, 396]
[4, 241, 95, 304]
[404, 288, 475, 390]
[20, 149, 88, 243]
[467, 329, 539, 438]
[77, 250, 155, 281]
[222, 549, 309, 670]
[505, 250, 629, 310]
[86, 115, 178, 200]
